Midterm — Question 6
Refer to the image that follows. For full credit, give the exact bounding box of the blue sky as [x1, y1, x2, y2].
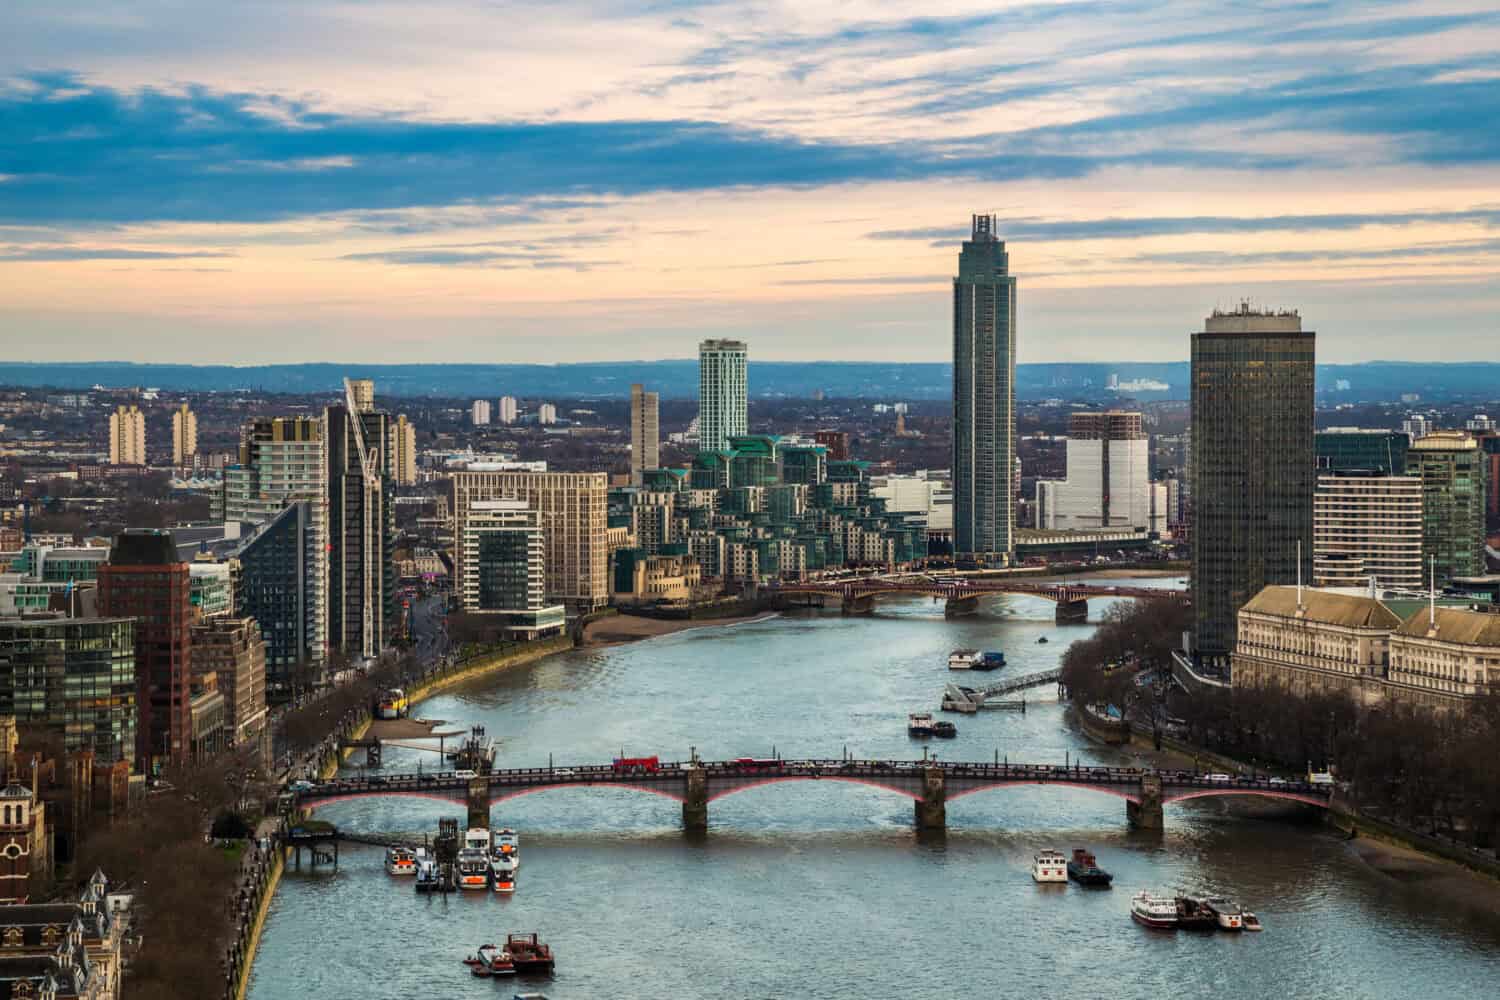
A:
[1, 1, 1497, 363]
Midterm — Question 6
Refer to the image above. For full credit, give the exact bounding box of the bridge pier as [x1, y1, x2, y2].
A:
[1127, 774, 1164, 830]
[944, 595, 979, 618]
[841, 594, 874, 615]
[466, 778, 491, 830]
[682, 766, 708, 834]
[913, 766, 946, 832]
[1055, 598, 1088, 624]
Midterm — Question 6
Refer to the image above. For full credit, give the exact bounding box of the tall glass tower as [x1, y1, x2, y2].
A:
[952, 215, 1016, 565]
[699, 339, 748, 453]
[1190, 303, 1315, 663]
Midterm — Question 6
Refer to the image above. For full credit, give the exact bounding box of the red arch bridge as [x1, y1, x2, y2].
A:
[292, 759, 1329, 833]
[762, 580, 1186, 623]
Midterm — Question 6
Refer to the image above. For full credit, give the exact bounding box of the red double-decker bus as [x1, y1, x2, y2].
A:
[612, 756, 660, 774]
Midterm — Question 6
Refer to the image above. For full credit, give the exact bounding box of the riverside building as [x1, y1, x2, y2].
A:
[1409, 431, 1487, 584]
[1034, 411, 1163, 535]
[699, 339, 748, 453]
[324, 382, 395, 661]
[457, 500, 565, 638]
[951, 215, 1016, 566]
[1190, 303, 1315, 663]
[1312, 471, 1424, 590]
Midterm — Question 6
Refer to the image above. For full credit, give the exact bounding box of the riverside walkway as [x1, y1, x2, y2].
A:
[290, 758, 1330, 833]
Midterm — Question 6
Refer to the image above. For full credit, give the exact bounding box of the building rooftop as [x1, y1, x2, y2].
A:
[106, 530, 180, 566]
[1396, 606, 1500, 646]
[1242, 585, 1404, 629]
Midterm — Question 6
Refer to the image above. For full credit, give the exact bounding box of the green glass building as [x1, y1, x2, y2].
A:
[1315, 429, 1408, 475]
[0, 616, 137, 765]
[1410, 431, 1487, 583]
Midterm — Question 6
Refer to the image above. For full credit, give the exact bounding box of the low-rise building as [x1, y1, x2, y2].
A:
[613, 550, 702, 603]
[1388, 606, 1500, 702]
[0, 869, 128, 999]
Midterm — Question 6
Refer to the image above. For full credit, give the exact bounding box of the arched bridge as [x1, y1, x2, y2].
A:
[763, 579, 1186, 623]
[291, 759, 1328, 834]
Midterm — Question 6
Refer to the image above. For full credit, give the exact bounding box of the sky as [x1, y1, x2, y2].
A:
[1, 0, 1498, 365]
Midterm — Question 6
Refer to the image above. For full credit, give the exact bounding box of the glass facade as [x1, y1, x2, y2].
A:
[1190, 309, 1315, 660]
[1315, 430, 1408, 475]
[0, 617, 137, 766]
[1410, 433, 1487, 583]
[952, 215, 1016, 564]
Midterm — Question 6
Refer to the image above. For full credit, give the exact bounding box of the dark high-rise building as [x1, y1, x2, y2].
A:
[1190, 303, 1315, 662]
[952, 214, 1016, 565]
[232, 501, 321, 696]
[1315, 428, 1408, 475]
[325, 380, 395, 662]
[1409, 431, 1487, 583]
[97, 530, 192, 769]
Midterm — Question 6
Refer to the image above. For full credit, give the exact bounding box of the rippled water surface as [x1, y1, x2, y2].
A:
[248, 582, 1500, 1000]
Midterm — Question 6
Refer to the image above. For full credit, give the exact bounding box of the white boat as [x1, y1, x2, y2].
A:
[948, 649, 981, 670]
[1130, 891, 1179, 929]
[465, 827, 493, 853]
[493, 828, 519, 867]
[1204, 896, 1244, 930]
[491, 856, 517, 894]
[456, 848, 491, 891]
[384, 846, 417, 876]
[1031, 849, 1068, 883]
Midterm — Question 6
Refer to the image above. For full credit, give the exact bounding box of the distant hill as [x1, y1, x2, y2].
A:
[1, 360, 1495, 403]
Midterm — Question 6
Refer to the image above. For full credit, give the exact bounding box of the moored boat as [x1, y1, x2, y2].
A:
[933, 720, 958, 738]
[492, 856, 517, 894]
[1031, 849, 1068, 883]
[907, 712, 937, 737]
[494, 828, 520, 866]
[505, 932, 555, 975]
[472, 943, 515, 976]
[1242, 911, 1264, 932]
[1204, 897, 1245, 930]
[457, 849, 491, 890]
[970, 650, 1006, 671]
[1130, 891, 1178, 929]
[384, 846, 417, 876]
[1066, 848, 1113, 887]
[414, 857, 442, 892]
[1174, 895, 1219, 930]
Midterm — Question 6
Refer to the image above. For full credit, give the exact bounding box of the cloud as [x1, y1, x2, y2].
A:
[1131, 237, 1500, 267]
[0, 245, 235, 261]
[868, 209, 1500, 245]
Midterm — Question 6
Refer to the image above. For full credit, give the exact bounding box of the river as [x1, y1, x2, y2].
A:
[247, 578, 1500, 999]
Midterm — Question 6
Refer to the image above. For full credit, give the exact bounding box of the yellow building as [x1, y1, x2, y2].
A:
[171, 402, 197, 465]
[107, 405, 145, 466]
[1389, 606, 1500, 701]
[391, 413, 418, 485]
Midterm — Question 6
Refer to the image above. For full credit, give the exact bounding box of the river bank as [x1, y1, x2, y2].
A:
[582, 610, 780, 646]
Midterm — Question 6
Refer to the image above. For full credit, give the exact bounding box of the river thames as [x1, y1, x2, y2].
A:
[247, 583, 1500, 999]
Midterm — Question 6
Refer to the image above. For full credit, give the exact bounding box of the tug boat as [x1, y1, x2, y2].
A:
[908, 712, 938, 737]
[1130, 891, 1179, 929]
[493, 828, 520, 867]
[505, 933, 555, 975]
[466, 944, 515, 977]
[384, 846, 417, 876]
[1031, 849, 1068, 883]
[1242, 911, 1264, 932]
[457, 849, 491, 890]
[1066, 848, 1113, 887]
[1204, 897, 1245, 930]
[492, 855, 517, 894]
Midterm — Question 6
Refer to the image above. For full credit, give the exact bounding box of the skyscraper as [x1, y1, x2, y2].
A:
[498, 396, 519, 424]
[1313, 472, 1423, 590]
[171, 402, 197, 465]
[1035, 412, 1153, 532]
[391, 413, 418, 485]
[1410, 431, 1487, 583]
[325, 379, 394, 661]
[1190, 303, 1315, 662]
[951, 215, 1016, 565]
[472, 400, 492, 426]
[458, 499, 566, 638]
[699, 339, 748, 453]
[98, 530, 192, 768]
[537, 403, 558, 426]
[347, 378, 376, 413]
[108, 404, 146, 466]
[630, 383, 660, 485]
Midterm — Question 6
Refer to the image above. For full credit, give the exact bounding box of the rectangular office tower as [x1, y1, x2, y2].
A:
[459, 500, 566, 638]
[952, 214, 1016, 565]
[1035, 411, 1159, 533]
[1313, 472, 1423, 590]
[1410, 431, 1487, 583]
[630, 383, 660, 485]
[699, 339, 748, 453]
[325, 381, 395, 661]
[1190, 303, 1315, 662]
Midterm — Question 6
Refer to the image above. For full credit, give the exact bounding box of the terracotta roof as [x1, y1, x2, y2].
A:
[1396, 606, 1500, 646]
[1241, 585, 1404, 629]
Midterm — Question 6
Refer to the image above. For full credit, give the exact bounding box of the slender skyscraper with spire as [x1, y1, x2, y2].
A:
[952, 215, 1016, 565]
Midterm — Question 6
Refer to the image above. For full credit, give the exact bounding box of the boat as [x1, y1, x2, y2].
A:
[1130, 891, 1179, 929]
[969, 650, 1006, 671]
[948, 649, 982, 670]
[1036, 636, 1049, 644]
[414, 857, 442, 892]
[465, 827, 493, 854]
[1066, 848, 1113, 887]
[1204, 896, 1245, 930]
[505, 933, 555, 975]
[457, 849, 491, 890]
[470, 943, 515, 977]
[932, 720, 958, 738]
[384, 846, 417, 876]
[1242, 911, 1263, 932]
[494, 828, 519, 866]
[1174, 895, 1219, 930]
[907, 712, 937, 737]
[1031, 849, 1068, 883]
[492, 856, 517, 894]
